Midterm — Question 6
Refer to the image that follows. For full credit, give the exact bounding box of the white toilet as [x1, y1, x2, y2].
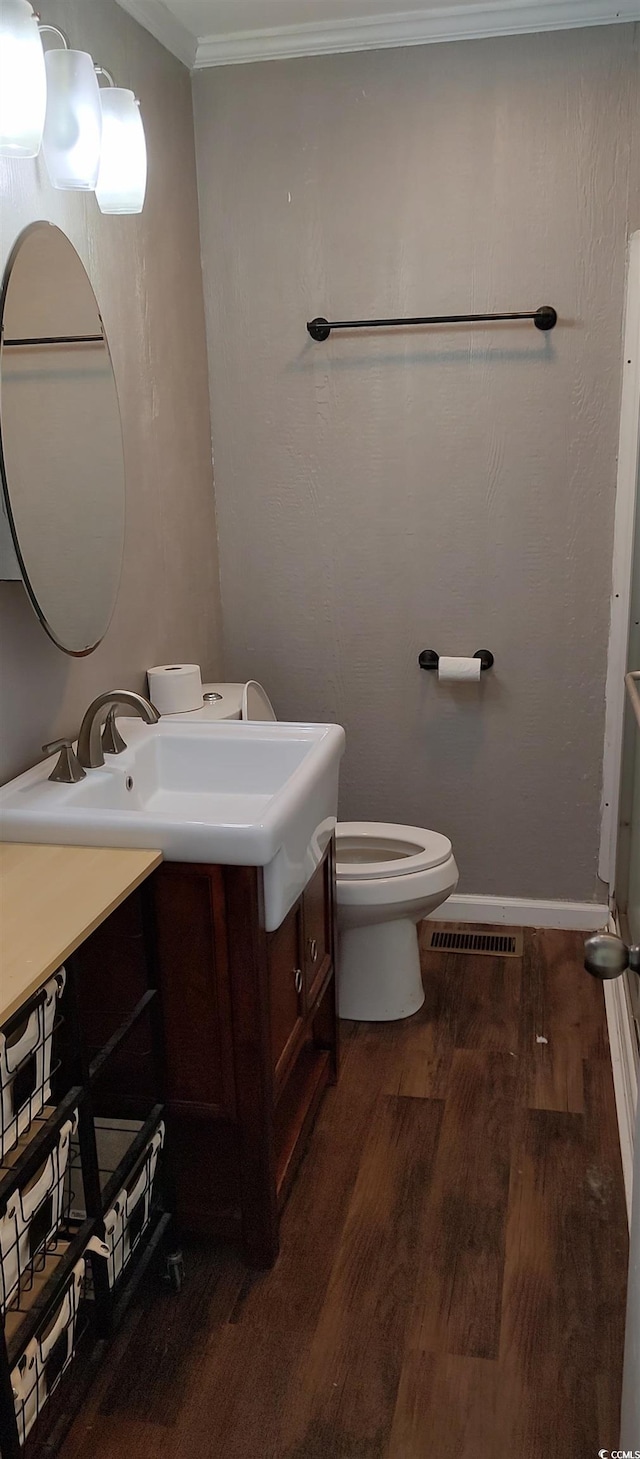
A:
[162, 681, 459, 1021]
[336, 821, 458, 1020]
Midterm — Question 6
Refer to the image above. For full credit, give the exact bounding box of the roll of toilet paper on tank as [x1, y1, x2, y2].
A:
[147, 663, 203, 714]
[437, 656, 481, 683]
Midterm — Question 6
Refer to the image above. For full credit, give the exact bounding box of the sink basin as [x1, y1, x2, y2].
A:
[0, 719, 345, 930]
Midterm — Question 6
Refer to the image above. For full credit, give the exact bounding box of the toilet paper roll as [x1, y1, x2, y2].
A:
[437, 656, 482, 683]
[147, 664, 203, 714]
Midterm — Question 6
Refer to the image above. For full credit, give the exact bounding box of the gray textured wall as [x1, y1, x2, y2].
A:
[0, 0, 223, 783]
[194, 26, 640, 902]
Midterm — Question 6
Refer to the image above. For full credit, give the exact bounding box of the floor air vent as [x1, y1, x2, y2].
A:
[425, 927, 523, 957]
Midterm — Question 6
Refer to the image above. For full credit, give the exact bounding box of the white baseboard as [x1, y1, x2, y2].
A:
[426, 894, 609, 931]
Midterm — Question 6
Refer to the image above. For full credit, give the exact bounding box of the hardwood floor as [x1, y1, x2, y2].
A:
[60, 927, 628, 1459]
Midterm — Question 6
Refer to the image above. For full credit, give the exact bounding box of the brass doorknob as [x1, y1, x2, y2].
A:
[584, 932, 640, 980]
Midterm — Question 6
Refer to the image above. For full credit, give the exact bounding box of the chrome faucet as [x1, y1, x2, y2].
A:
[77, 690, 160, 769]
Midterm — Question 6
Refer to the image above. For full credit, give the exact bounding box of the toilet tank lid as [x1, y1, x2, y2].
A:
[196, 682, 277, 721]
[199, 683, 244, 718]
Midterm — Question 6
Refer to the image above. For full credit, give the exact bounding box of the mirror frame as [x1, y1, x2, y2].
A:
[0, 221, 125, 657]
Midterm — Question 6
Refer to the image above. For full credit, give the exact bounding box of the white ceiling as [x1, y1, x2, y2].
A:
[115, 0, 640, 68]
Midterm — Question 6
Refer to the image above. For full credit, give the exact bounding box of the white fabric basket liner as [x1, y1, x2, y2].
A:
[103, 1123, 164, 1288]
[10, 1256, 85, 1445]
[0, 971, 66, 1160]
[0, 1111, 78, 1316]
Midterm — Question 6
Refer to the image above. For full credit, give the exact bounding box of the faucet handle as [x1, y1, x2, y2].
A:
[42, 739, 86, 784]
[102, 706, 127, 755]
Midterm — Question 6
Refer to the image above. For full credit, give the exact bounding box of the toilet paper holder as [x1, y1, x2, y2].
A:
[418, 649, 494, 672]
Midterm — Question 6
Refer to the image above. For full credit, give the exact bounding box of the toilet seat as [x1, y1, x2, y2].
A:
[241, 681, 277, 722]
[336, 822, 452, 880]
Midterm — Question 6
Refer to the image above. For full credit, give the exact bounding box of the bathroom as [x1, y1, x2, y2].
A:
[0, 0, 639, 1454]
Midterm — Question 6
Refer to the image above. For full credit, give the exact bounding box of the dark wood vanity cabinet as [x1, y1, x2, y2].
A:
[302, 858, 333, 1005]
[152, 841, 338, 1267]
[269, 901, 305, 1091]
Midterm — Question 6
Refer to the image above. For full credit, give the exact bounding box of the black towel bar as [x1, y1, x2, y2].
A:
[307, 307, 557, 341]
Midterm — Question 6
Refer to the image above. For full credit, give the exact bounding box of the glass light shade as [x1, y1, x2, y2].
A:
[42, 48, 102, 190]
[96, 88, 147, 215]
[0, 0, 46, 158]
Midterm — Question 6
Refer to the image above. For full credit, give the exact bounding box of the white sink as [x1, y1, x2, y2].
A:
[0, 718, 345, 930]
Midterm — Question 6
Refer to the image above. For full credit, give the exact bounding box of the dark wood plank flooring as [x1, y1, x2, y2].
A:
[60, 927, 628, 1459]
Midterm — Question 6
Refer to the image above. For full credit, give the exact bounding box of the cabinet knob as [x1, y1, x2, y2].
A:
[308, 938, 318, 963]
[294, 968, 303, 994]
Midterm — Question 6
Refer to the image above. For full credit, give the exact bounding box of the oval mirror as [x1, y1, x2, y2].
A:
[0, 223, 125, 655]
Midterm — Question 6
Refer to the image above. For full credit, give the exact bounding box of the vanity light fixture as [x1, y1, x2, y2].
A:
[40, 23, 102, 190]
[95, 68, 147, 215]
[0, 0, 47, 158]
[0, 13, 147, 213]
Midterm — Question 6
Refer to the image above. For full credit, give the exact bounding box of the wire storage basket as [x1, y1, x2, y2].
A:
[0, 973, 66, 1161]
[0, 856, 178, 1457]
[103, 1122, 164, 1289]
[9, 1257, 86, 1447]
[0, 1111, 78, 1320]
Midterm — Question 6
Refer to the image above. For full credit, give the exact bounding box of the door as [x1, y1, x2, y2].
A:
[616, 477, 640, 1050]
[617, 659, 640, 1447]
[604, 234, 640, 1446]
[589, 479, 640, 1438]
[585, 933, 640, 1443]
[624, 1094, 640, 1444]
[616, 429, 640, 1445]
[602, 229, 640, 1049]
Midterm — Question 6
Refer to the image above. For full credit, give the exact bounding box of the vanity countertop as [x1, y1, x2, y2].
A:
[0, 842, 162, 1025]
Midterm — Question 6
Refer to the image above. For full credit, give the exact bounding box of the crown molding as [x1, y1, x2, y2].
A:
[115, 0, 198, 69]
[193, 0, 640, 68]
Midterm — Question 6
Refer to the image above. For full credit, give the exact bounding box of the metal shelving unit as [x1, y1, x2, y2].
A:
[0, 884, 177, 1457]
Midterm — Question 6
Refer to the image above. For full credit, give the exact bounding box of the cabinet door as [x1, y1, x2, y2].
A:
[303, 857, 332, 1009]
[268, 902, 304, 1089]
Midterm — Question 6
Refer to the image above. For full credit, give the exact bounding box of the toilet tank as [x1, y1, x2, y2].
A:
[161, 682, 277, 722]
[160, 683, 242, 721]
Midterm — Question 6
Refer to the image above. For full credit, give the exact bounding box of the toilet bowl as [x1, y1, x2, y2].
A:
[336, 823, 458, 1020]
[160, 681, 458, 1022]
